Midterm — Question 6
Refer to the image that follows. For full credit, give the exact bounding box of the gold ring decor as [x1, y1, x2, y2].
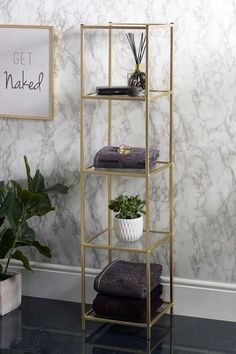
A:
[118, 144, 133, 155]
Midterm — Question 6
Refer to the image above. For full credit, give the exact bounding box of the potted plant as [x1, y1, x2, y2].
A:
[0, 156, 68, 316]
[108, 194, 145, 242]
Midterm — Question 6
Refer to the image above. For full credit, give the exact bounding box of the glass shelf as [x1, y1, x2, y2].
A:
[84, 302, 173, 328]
[84, 228, 171, 253]
[84, 321, 173, 354]
[82, 162, 171, 178]
[82, 90, 173, 102]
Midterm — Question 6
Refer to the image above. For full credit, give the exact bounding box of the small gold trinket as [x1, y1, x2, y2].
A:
[118, 144, 133, 155]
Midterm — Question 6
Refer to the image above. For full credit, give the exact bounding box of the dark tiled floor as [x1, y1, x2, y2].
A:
[0, 296, 236, 353]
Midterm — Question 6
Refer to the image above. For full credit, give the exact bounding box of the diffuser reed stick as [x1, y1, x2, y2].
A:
[126, 32, 146, 65]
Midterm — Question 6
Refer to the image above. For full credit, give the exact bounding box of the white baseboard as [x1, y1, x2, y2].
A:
[6, 260, 236, 323]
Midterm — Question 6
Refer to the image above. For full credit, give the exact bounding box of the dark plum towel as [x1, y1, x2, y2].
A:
[94, 260, 162, 299]
[93, 284, 163, 321]
[94, 145, 159, 170]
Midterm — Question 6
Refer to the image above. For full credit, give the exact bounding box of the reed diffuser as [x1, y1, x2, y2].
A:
[126, 32, 146, 89]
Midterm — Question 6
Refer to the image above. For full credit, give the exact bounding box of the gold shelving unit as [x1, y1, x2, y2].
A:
[80, 22, 174, 340]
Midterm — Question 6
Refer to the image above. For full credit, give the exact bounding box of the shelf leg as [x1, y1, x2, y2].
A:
[108, 23, 113, 264]
[147, 325, 151, 341]
[80, 24, 86, 332]
[145, 24, 152, 341]
[169, 164, 174, 316]
[146, 251, 151, 341]
[169, 24, 174, 317]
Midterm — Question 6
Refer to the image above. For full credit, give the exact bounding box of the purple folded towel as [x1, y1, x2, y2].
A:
[93, 284, 163, 321]
[94, 146, 159, 169]
[94, 260, 162, 299]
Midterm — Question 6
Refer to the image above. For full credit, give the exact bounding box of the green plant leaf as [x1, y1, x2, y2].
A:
[6, 180, 22, 196]
[0, 184, 7, 198]
[18, 222, 35, 241]
[0, 182, 7, 198]
[0, 187, 8, 221]
[0, 228, 15, 259]
[44, 183, 68, 195]
[7, 196, 24, 230]
[109, 194, 145, 219]
[0, 182, 24, 229]
[0, 183, 24, 229]
[26, 193, 55, 218]
[19, 190, 44, 204]
[20, 190, 53, 219]
[0, 228, 5, 240]
[29, 205, 55, 217]
[32, 169, 45, 193]
[24, 156, 33, 191]
[11, 250, 31, 270]
[0, 216, 5, 227]
[0, 191, 14, 219]
[16, 240, 51, 258]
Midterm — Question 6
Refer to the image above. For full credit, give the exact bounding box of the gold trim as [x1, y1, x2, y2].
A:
[80, 24, 85, 331]
[82, 90, 172, 101]
[108, 23, 112, 264]
[85, 228, 109, 243]
[49, 26, 54, 120]
[84, 229, 171, 253]
[82, 23, 173, 30]
[82, 162, 171, 178]
[84, 312, 147, 328]
[169, 24, 174, 316]
[150, 302, 174, 326]
[0, 24, 53, 29]
[84, 243, 147, 253]
[83, 25, 147, 30]
[151, 234, 171, 251]
[84, 302, 174, 328]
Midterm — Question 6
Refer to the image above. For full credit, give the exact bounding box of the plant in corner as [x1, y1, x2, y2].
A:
[0, 156, 68, 316]
[108, 194, 145, 242]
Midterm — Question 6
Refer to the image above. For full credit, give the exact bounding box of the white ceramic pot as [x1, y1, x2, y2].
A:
[0, 273, 22, 316]
[114, 215, 143, 242]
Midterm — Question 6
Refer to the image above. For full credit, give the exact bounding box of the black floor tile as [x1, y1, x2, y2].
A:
[0, 296, 236, 354]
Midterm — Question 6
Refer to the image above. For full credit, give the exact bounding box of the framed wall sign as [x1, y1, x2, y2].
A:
[0, 25, 53, 120]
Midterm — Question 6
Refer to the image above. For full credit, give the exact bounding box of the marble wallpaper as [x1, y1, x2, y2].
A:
[0, 0, 235, 283]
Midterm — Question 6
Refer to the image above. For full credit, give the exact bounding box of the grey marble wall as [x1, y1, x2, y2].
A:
[0, 0, 235, 283]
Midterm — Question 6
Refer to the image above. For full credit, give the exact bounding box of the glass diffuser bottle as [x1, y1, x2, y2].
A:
[127, 63, 146, 89]
[126, 33, 146, 90]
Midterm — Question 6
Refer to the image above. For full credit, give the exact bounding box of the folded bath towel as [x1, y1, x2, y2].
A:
[94, 260, 162, 299]
[93, 284, 163, 321]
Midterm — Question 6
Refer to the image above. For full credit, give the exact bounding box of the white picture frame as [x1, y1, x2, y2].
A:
[0, 25, 53, 120]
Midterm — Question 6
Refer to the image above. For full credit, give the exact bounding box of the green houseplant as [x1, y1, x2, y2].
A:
[0, 156, 68, 316]
[108, 195, 145, 242]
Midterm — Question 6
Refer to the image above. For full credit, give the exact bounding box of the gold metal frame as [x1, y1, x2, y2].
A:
[0, 24, 54, 120]
[80, 22, 174, 340]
